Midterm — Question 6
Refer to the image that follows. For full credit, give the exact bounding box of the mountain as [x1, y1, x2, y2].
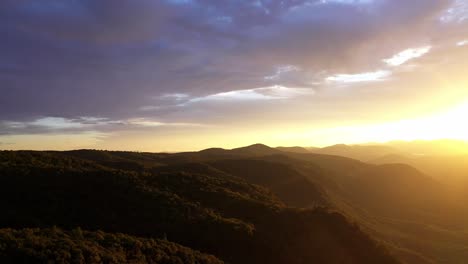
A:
[308, 144, 400, 162]
[371, 153, 468, 188]
[190, 146, 468, 264]
[311, 140, 468, 194]
[0, 150, 398, 264]
[263, 151, 468, 264]
[307, 140, 468, 162]
[196, 144, 282, 157]
[207, 158, 328, 207]
[231, 143, 282, 156]
[266, 151, 463, 220]
[276, 146, 311, 153]
[3, 145, 467, 263]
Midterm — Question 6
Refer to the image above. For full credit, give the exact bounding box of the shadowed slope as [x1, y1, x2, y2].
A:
[208, 158, 328, 207]
[0, 228, 223, 264]
[0, 150, 398, 264]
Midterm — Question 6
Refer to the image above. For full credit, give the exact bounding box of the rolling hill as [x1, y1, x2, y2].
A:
[0, 150, 398, 264]
[3, 144, 467, 263]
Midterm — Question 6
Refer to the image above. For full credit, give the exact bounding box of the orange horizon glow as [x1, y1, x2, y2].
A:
[2, 99, 468, 153]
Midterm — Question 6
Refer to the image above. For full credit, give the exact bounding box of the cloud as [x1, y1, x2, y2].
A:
[189, 86, 306, 102]
[0, 116, 206, 135]
[318, 0, 376, 5]
[0, 0, 464, 141]
[190, 89, 278, 102]
[326, 70, 391, 83]
[155, 85, 314, 105]
[440, 0, 468, 23]
[264, 65, 301, 80]
[124, 118, 207, 128]
[383, 46, 432, 66]
[0, 117, 109, 135]
[30, 117, 89, 129]
[160, 93, 190, 100]
[457, 40, 468, 46]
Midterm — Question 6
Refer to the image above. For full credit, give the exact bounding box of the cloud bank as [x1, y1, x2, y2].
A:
[1, 0, 467, 149]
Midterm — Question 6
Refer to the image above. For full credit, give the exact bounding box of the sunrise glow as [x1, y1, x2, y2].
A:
[0, 0, 467, 152]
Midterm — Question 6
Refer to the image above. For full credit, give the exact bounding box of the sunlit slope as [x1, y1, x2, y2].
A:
[187, 145, 468, 264]
[371, 154, 468, 191]
[270, 151, 468, 263]
[308, 144, 400, 161]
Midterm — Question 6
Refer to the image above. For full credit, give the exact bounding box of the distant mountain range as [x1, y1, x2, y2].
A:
[279, 140, 468, 189]
[1, 142, 467, 263]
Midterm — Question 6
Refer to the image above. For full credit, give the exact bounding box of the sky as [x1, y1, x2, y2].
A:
[1, 0, 468, 151]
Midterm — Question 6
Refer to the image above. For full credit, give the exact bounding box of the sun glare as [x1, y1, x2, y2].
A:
[281, 100, 468, 147]
[353, 100, 468, 143]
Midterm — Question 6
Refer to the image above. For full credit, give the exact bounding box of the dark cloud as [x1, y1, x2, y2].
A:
[0, 0, 461, 129]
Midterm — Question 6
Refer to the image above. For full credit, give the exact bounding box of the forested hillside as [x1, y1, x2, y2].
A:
[0, 228, 223, 264]
[0, 150, 398, 264]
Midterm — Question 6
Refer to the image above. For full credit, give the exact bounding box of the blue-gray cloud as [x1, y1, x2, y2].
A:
[0, 0, 463, 131]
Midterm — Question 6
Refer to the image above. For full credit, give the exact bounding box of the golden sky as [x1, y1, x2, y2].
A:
[1, 0, 467, 151]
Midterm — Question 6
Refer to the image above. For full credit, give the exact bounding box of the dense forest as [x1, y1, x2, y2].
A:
[0, 228, 223, 264]
[0, 149, 399, 264]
